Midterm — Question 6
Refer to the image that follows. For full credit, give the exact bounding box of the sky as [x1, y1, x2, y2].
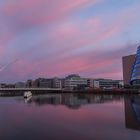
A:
[0, 0, 140, 82]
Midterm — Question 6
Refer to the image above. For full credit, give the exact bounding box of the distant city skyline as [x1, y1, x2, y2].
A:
[0, 0, 140, 82]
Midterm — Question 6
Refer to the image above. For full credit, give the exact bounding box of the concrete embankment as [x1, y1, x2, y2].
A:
[0, 88, 139, 97]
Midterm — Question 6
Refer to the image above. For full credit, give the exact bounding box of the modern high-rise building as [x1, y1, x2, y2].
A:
[130, 46, 140, 85]
[122, 54, 136, 85]
[123, 46, 140, 86]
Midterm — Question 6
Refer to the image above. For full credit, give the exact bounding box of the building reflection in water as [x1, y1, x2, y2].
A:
[124, 95, 140, 131]
[24, 93, 123, 109]
[23, 93, 140, 131]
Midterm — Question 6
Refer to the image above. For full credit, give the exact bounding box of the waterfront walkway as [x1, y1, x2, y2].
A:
[0, 88, 139, 96]
[0, 88, 62, 91]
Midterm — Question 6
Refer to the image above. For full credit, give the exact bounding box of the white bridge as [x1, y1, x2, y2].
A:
[0, 88, 62, 91]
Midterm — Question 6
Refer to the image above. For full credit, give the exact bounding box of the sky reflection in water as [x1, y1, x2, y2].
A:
[0, 93, 140, 140]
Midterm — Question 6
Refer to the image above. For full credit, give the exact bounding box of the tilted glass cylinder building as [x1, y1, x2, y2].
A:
[130, 46, 140, 85]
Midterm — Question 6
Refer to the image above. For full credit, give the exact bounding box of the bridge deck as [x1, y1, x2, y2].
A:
[0, 88, 62, 91]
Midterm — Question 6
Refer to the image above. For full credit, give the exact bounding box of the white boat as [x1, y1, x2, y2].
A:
[24, 96, 32, 103]
[24, 91, 32, 98]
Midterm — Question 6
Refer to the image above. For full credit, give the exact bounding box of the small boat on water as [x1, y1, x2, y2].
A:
[24, 91, 32, 98]
[24, 96, 32, 103]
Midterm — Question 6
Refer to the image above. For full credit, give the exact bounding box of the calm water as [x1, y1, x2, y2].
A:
[0, 93, 140, 140]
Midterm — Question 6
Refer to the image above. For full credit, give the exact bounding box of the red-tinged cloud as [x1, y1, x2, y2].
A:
[0, 0, 140, 82]
[1, 0, 102, 25]
[46, 17, 118, 55]
[0, 44, 135, 82]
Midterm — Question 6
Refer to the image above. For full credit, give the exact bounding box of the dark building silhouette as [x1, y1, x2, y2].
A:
[26, 80, 32, 88]
[122, 55, 136, 85]
[124, 96, 140, 131]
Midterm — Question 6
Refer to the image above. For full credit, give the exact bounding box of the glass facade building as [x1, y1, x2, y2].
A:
[130, 46, 140, 85]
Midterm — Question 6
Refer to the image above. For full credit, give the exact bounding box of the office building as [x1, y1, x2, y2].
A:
[15, 82, 26, 88]
[130, 46, 140, 85]
[123, 46, 140, 86]
[65, 74, 87, 90]
[26, 80, 33, 88]
[52, 77, 62, 88]
[32, 78, 62, 88]
[122, 54, 136, 85]
[0, 83, 7, 88]
[33, 78, 52, 88]
[88, 79, 123, 89]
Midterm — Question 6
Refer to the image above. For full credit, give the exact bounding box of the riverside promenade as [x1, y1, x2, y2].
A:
[0, 88, 139, 96]
[0, 88, 62, 91]
[0, 88, 62, 96]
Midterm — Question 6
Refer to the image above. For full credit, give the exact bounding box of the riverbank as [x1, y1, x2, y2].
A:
[0, 88, 139, 97]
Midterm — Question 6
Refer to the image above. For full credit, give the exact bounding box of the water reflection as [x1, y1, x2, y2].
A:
[24, 94, 123, 109]
[24, 93, 140, 131]
[24, 96, 32, 103]
[1, 93, 140, 140]
[124, 95, 140, 131]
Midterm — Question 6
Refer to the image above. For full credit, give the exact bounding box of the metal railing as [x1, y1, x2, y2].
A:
[0, 88, 62, 91]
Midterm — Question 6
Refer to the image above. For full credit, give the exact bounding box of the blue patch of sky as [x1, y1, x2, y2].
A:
[71, 0, 139, 21]
[0, 0, 8, 5]
[124, 23, 140, 46]
[6, 28, 44, 51]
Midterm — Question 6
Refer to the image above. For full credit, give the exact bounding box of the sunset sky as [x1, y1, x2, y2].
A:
[0, 0, 140, 82]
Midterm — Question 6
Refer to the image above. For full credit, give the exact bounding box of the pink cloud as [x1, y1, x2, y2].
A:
[0, 0, 140, 82]
[46, 16, 123, 57]
[2, 0, 103, 25]
[5, 50, 119, 80]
